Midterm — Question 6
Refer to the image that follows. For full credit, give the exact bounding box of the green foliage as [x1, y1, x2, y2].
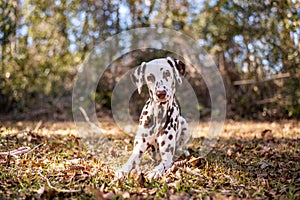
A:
[0, 0, 299, 118]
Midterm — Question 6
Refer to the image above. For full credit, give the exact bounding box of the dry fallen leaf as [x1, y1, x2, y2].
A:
[188, 157, 202, 167]
[122, 191, 130, 199]
[261, 129, 273, 140]
[87, 186, 115, 200]
[169, 192, 190, 200]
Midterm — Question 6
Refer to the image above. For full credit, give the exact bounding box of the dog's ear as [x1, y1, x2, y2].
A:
[167, 57, 185, 85]
[131, 62, 146, 94]
[174, 59, 186, 76]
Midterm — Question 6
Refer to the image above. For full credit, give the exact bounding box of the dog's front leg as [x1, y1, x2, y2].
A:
[146, 129, 176, 179]
[176, 116, 191, 156]
[115, 128, 153, 178]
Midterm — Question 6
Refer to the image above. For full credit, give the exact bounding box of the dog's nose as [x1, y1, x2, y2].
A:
[156, 90, 166, 100]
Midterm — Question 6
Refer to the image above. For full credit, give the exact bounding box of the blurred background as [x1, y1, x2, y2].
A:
[0, 0, 299, 121]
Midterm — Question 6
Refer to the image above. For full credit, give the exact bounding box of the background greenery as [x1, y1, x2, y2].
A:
[0, 0, 299, 119]
[0, 1, 299, 199]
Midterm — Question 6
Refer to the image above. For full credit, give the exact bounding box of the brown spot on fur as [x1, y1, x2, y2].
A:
[158, 129, 164, 136]
[170, 147, 174, 154]
[161, 141, 165, 146]
[149, 129, 154, 135]
[163, 107, 174, 130]
[165, 144, 171, 152]
[139, 151, 143, 158]
[146, 73, 155, 83]
[163, 70, 171, 80]
[144, 116, 152, 127]
[168, 134, 173, 140]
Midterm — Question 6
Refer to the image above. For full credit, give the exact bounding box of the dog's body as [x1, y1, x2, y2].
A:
[116, 57, 190, 179]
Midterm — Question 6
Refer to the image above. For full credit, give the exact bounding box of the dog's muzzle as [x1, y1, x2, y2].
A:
[156, 89, 167, 101]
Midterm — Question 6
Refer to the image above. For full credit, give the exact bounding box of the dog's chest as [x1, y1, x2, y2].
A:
[147, 100, 179, 132]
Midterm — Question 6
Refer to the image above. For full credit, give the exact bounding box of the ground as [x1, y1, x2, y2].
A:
[0, 120, 299, 199]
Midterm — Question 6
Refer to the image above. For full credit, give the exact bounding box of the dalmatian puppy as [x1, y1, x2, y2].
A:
[116, 57, 190, 179]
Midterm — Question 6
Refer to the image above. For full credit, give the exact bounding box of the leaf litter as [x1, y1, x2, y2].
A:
[0, 120, 299, 199]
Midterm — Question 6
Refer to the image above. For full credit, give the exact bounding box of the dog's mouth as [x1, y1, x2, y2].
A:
[155, 89, 170, 103]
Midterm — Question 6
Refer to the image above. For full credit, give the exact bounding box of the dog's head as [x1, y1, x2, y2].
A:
[131, 57, 185, 103]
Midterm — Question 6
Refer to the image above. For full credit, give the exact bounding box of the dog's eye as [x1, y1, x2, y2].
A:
[146, 74, 155, 83]
[163, 70, 171, 79]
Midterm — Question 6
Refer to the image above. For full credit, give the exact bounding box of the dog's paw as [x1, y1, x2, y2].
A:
[146, 170, 163, 180]
[115, 170, 127, 179]
[115, 166, 141, 179]
[115, 166, 132, 179]
[146, 164, 169, 180]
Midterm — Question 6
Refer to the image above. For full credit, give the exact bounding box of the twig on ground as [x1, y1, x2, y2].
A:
[26, 143, 45, 155]
[34, 120, 43, 132]
[38, 171, 81, 193]
[79, 107, 107, 133]
[0, 146, 31, 157]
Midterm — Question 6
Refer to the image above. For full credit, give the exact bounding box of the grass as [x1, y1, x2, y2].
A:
[0, 120, 299, 199]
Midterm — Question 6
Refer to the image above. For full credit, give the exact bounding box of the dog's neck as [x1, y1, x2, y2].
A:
[149, 95, 175, 127]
